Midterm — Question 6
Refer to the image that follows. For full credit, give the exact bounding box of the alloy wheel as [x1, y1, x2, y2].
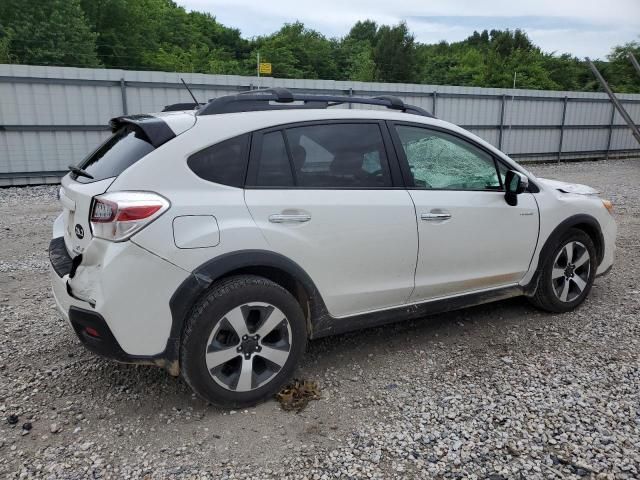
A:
[205, 303, 292, 392]
[551, 241, 591, 303]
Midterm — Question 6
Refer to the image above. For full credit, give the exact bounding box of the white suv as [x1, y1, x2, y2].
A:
[50, 89, 616, 407]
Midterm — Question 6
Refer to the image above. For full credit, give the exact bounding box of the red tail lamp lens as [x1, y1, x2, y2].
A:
[116, 205, 162, 222]
[85, 327, 100, 338]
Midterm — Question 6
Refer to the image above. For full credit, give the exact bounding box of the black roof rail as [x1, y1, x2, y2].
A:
[196, 88, 434, 118]
[162, 102, 203, 112]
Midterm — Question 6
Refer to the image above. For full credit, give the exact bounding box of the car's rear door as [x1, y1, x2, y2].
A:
[244, 121, 418, 317]
[388, 122, 539, 302]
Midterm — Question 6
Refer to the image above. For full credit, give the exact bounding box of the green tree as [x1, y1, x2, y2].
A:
[345, 47, 376, 81]
[0, 0, 100, 67]
[0, 25, 12, 63]
[347, 20, 378, 45]
[1, 2, 638, 92]
[81, 0, 158, 69]
[373, 22, 416, 83]
[602, 40, 640, 93]
[80, 0, 249, 72]
[337, 20, 378, 82]
[253, 22, 338, 79]
[417, 29, 564, 89]
[542, 53, 589, 91]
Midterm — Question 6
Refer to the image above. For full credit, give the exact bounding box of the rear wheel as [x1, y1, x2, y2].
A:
[529, 228, 597, 313]
[180, 275, 307, 407]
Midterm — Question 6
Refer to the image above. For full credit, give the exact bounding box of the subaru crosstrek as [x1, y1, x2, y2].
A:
[49, 89, 616, 407]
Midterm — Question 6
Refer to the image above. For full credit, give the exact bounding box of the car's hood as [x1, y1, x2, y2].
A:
[537, 178, 600, 195]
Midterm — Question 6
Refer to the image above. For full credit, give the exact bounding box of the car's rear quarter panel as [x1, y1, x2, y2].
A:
[108, 117, 270, 272]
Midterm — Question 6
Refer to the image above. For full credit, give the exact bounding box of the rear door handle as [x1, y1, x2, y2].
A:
[268, 214, 311, 223]
[421, 212, 452, 221]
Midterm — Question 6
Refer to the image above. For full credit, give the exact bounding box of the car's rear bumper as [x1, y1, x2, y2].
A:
[49, 240, 137, 362]
[49, 235, 189, 372]
[49, 238, 87, 324]
[68, 306, 143, 362]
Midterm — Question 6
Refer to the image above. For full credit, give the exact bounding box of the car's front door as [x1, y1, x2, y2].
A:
[389, 123, 539, 302]
[244, 121, 418, 317]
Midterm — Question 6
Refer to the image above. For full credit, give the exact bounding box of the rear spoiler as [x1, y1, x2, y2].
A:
[109, 114, 176, 148]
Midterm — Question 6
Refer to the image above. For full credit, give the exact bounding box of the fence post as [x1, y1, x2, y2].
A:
[348, 87, 353, 109]
[605, 103, 615, 160]
[628, 52, 640, 79]
[587, 58, 640, 145]
[432, 91, 437, 116]
[557, 96, 568, 162]
[498, 94, 506, 150]
[120, 78, 128, 115]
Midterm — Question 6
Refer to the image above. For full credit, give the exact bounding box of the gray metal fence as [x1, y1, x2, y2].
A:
[1, 64, 639, 186]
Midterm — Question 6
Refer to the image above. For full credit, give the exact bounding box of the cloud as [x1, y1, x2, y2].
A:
[179, 0, 640, 58]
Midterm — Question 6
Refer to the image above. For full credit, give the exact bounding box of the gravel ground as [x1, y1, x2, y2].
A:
[0, 158, 639, 479]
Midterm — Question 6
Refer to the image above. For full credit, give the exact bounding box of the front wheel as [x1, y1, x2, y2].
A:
[528, 228, 597, 313]
[180, 275, 307, 407]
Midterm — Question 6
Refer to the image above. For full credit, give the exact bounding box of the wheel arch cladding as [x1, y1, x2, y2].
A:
[168, 250, 328, 355]
[570, 221, 604, 264]
[528, 214, 604, 293]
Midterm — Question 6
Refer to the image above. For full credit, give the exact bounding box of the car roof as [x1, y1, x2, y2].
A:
[193, 107, 446, 131]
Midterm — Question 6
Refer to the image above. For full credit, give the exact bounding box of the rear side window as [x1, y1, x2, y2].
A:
[187, 134, 249, 187]
[250, 123, 391, 188]
[75, 126, 155, 183]
[286, 123, 391, 188]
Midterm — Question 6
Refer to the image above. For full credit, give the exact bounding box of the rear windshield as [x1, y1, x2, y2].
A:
[73, 126, 155, 183]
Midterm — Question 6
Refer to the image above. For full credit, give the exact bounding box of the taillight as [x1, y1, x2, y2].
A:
[90, 192, 170, 242]
[84, 327, 101, 338]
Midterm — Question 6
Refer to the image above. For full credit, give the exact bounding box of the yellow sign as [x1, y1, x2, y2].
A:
[259, 63, 272, 75]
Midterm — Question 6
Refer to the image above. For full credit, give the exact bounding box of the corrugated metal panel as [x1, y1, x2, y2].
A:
[466, 128, 499, 146]
[610, 128, 639, 150]
[0, 131, 109, 172]
[563, 128, 610, 151]
[503, 128, 561, 155]
[0, 82, 122, 124]
[566, 101, 611, 125]
[439, 97, 501, 125]
[624, 103, 640, 123]
[506, 99, 563, 126]
[1, 64, 639, 185]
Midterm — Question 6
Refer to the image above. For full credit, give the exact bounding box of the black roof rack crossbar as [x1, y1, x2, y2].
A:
[197, 88, 434, 118]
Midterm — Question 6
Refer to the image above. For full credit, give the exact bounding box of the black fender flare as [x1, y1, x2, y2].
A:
[165, 250, 329, 363]
[525, 213, 604, 294]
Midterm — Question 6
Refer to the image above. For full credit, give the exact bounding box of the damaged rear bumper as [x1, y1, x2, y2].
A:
[49, 236, 189, 375]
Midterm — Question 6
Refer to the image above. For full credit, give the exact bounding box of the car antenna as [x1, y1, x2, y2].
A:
[180, 78, 200, 106]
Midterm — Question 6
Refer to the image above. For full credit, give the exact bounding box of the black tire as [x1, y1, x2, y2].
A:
[528, 228, 597, 313]
[180, 275, 307, 408]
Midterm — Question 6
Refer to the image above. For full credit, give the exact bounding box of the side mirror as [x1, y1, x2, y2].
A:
[504, 170, 529, 206]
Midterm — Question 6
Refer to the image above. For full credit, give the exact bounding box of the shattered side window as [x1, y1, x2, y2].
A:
[396, 125, 501, 191]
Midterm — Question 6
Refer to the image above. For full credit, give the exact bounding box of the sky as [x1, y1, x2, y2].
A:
[180, 0, 640, 59]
